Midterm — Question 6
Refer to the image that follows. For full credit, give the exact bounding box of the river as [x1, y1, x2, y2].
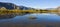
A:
[0, 13, 60, 27]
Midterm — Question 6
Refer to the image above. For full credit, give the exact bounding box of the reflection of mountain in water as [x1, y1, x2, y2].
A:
[0, 14, 15, 19]
[0, 13, 29, 19]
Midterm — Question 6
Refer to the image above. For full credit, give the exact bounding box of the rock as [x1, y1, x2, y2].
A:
[28, 16, 37, 19]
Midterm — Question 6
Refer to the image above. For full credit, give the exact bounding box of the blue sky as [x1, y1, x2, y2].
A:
[0, 0, 60, 9]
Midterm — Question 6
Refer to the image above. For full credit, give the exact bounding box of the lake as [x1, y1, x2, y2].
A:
[0, 13, 60, 27]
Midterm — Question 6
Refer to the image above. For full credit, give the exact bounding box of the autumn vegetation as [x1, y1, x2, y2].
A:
[0, 7, 59, 15]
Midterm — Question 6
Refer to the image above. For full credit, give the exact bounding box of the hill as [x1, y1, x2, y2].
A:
[0, 2, 33, 10]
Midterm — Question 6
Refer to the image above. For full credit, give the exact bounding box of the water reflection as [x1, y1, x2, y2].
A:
[0, 12, 59, 19]
[0, 13, 28, 19]
[0, 13, 60, 27]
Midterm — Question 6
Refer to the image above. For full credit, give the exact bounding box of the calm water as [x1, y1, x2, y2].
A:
[0, 13, 60, 27]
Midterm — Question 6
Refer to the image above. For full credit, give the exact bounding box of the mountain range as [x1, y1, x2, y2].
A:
[0, 2, 33, 10]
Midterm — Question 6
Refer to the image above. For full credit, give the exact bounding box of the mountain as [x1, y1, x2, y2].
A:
[45, 8, 56, 10]
[0, 2, 17, 10]
[17, 6, 32, 10]
[0, 2, 33, 10]
[45, 6, 60, 10]
[56, 6, 60, 9]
